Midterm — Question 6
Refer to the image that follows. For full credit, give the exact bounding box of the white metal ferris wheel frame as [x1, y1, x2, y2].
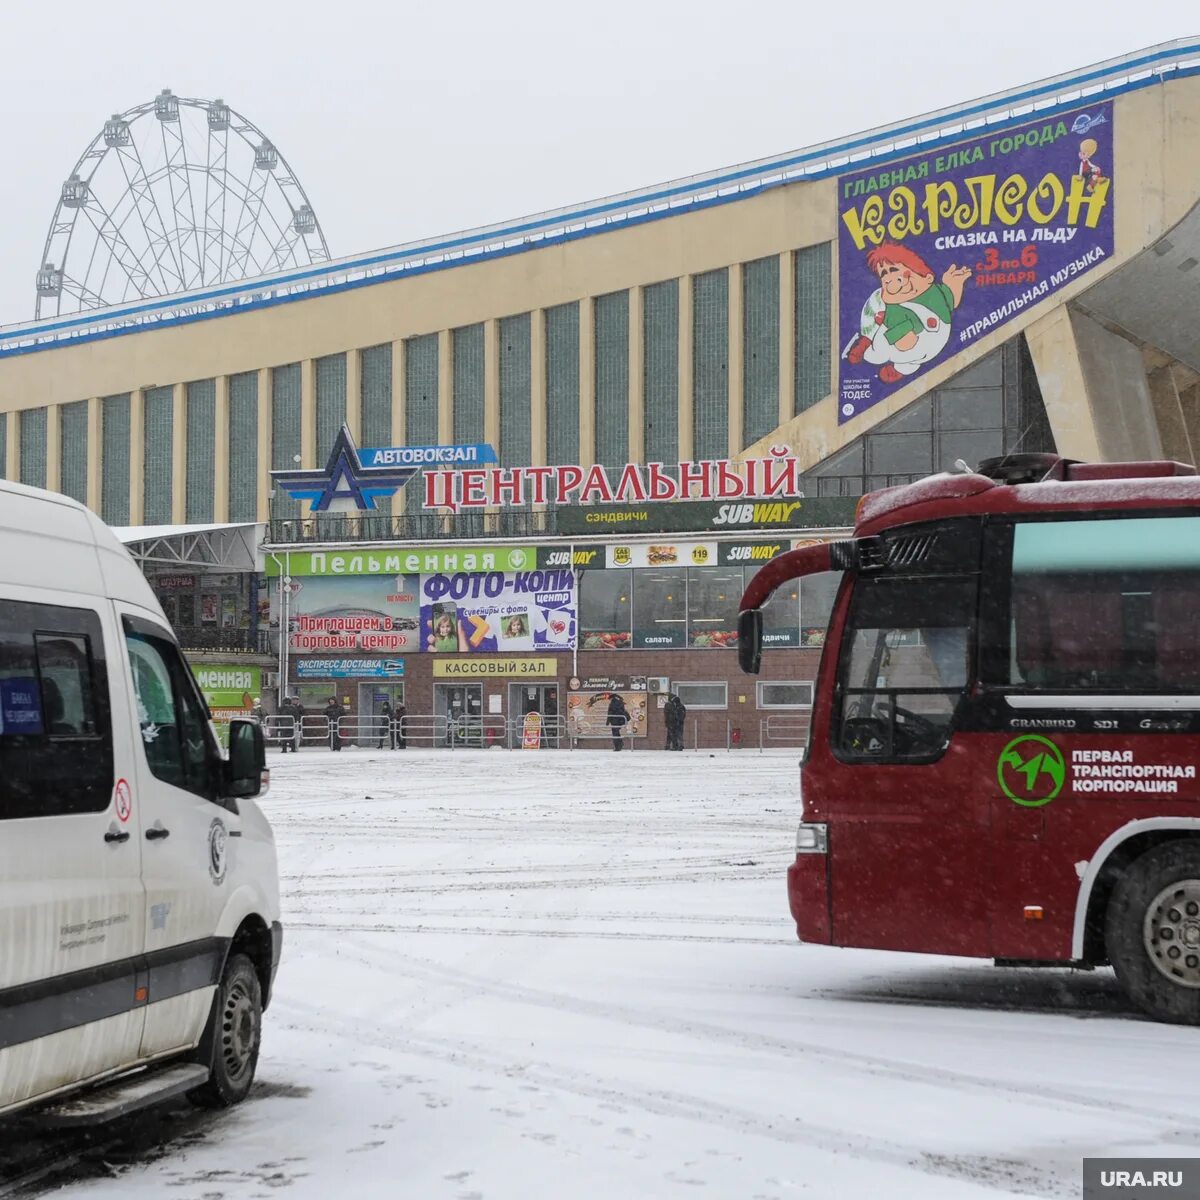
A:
[34, 92, 330, 318]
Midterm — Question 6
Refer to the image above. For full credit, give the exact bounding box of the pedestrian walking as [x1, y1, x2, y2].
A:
[250, 696, 267, 725]
[378, 700, 393, 749]
[394, 702, 407, 749]
[606, 692, 629, 752]
[324, 696, 343, 751]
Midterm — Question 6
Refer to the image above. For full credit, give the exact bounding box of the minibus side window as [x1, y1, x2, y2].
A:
[0, 600, 111, 820]
[124, 628, 219, 801]
[836, 576, 975, 762]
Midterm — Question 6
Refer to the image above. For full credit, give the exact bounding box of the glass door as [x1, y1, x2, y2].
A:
[435, 684, 483, 747]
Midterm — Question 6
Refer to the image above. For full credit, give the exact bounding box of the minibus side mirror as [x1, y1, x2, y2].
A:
[737, 609, 763, 675]
[227, 719, 267, 798]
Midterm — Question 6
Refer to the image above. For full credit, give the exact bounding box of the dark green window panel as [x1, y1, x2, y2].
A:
[101, 394, 130, 525]
[315, 354, 347, 460]
[453, 325, 485, 442]
[594, 291, 629, 470]
[19, 408, 47, 490]
[228, 372, 258, 523]
[60, 400, 88, 505]
[271, 364, 301, 521]
[545, 303, 579, 468]
[499, 313, 532, 469]
[795, 242, 832, 415]
[143, 386, 173, 525]
[185, 379, 215, 523]
[692, 269, 728, 461]
[0, 414, 7, 480]
[361, 345, 393, 450]
[743, 256, 780, 446]
[644, 280, 678, 466]
[405, 334, 439, 513]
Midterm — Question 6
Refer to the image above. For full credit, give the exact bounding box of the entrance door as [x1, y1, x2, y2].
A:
[435, 684, 482, 747]
[508, 683, 559, 748]
[356, 682, 405, 747]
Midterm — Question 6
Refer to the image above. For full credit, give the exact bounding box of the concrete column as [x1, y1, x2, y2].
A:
[1146, 364, 1193, 465]
[628, 288, 645, 463]
[300, 359, 316, 467]
[391, 339, 406, 519]
[727, 264, 744, 458]
[1025, 306, 1162, 462]
[256, 368, 271, 522]
[1179, 380, 1200, 463]
[578, 299, 595, 466]
[345, 348, 361, 440]
[778, 251, 795, 428]
[530, 310, 547, 468]
[677, 275, 693, 461]
[86, 398, 102, 513]
[171, 382, 186, 523]
[129, 389, 145, 525]
[214, 375, 230, 523]
[46, 404, 61, 493]
[437, 330, 453, 445]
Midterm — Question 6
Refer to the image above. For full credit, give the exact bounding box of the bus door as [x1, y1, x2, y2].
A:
[817, 569, 992, 956]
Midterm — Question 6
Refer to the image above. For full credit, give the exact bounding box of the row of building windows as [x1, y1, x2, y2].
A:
[578, 566, 838, 651]
[0, 246, 833, 526]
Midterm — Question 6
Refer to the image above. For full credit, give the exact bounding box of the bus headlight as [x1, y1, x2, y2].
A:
[795, 822, 827, 854]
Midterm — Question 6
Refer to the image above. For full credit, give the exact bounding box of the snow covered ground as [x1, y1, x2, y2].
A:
[42, 749, 1200, 1198]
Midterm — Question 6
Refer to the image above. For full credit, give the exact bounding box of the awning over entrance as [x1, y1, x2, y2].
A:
[113, 522, 263, 570]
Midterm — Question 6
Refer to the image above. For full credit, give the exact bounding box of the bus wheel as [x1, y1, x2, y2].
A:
[1106, 841, 1200, 1025]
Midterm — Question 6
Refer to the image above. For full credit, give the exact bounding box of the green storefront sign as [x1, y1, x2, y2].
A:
[193, 664, 262, 711]
[556, 497, 857, 536]
[264, 545, 536, 577]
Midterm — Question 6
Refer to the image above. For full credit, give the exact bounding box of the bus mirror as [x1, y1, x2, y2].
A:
[737, 609, 763, 675]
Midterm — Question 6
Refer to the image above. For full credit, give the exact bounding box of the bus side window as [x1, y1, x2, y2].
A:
[837, 576, 975, 762]
[1006, 516, 1200, 693]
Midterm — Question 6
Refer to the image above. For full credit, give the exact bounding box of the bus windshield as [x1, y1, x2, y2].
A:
[839, 576, 974, 760]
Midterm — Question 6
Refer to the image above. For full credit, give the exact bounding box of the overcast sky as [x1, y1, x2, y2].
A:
[1, 1, 1195, 326]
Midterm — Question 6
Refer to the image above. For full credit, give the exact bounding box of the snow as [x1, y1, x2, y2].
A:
[51, 750, 1200, 1198]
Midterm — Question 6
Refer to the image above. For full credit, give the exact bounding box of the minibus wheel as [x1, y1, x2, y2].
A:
[1105, 841, 1200, 1025]
[189, 953, 263, 1107]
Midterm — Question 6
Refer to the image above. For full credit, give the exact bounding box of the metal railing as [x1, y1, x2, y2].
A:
[4, 39, 1198, 358]
[267, 508, 558, 545]
[759, 715, 811, 750]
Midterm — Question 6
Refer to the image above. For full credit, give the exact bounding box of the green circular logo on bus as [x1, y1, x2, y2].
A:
[997, 735, 1066, 808]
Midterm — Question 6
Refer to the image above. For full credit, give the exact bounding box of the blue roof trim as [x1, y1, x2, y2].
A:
[3, 46, 1198, 359]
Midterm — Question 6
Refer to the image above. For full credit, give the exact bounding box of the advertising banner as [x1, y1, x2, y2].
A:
[717, 541, 789, 566]
[264, 545, 536, 577]
[432, 657, 557, 679]
[557, 497, 857, 536]
[295, 658, 406, 679]
[284, 574, 421, 653]
[567, 676, 647, 693]
[154, 574, 196, 590]
[193, 665, 261, 721]
[606, 542, 717, 569]
[420, 569, 576, 653]
[200, 594, 218, 623]
[565, 690, 648, 740]
[838, 102, 1114, 423]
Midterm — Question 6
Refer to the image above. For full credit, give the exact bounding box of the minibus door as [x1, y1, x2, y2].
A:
[119, 612, 241, 1058]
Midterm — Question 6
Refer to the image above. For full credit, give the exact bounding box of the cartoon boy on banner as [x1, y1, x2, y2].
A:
[844, 245, 973, 384]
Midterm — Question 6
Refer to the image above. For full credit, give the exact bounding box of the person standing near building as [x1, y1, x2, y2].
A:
[606, 691, 629, 752]
[324, 696, 343, 751]
[250, 696, 266, 725]
[378, 700, 393, 749]
[663, 692, 685, 751]
[279, 695, 303, 753]
[394, 701, 407, 749]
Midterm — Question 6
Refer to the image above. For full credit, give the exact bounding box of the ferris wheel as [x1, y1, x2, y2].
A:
[35, 90, 331, 319]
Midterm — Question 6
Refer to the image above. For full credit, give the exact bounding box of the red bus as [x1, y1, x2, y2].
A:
[738, 453, 1200, 1024]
